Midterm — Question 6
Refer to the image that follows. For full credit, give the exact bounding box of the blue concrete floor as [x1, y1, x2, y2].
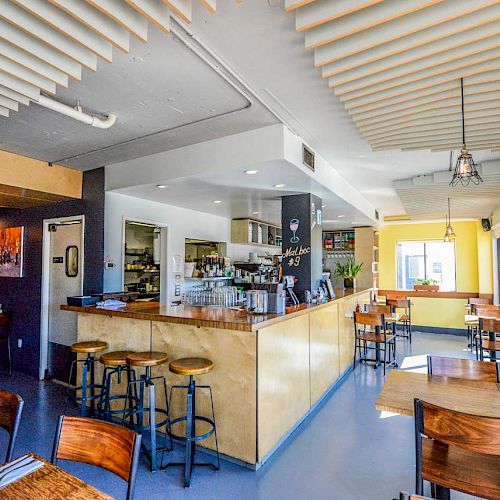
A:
[0, 332, 478, 500]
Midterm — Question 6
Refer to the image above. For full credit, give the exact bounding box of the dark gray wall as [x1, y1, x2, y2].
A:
[0, 168, 105, 378]
[281, 193, 323, 302]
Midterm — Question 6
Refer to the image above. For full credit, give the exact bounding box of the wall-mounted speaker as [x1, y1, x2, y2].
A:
[482, 218, 491, 232]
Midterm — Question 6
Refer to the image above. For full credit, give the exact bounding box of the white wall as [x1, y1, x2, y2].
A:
[104, 192, 278, 303]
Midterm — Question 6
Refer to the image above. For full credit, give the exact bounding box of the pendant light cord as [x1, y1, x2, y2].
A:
[461, 77, 465, 147]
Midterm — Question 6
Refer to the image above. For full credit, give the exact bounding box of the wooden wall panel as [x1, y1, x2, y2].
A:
[0, 150, 82, 200]
[257, 314, 310, 461]
[152, 322, 257, 465]
[309, 302, 339, 405]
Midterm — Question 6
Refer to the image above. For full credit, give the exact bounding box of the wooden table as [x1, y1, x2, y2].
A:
[0, 454, 112, 499]
[376, 370, 500, 417]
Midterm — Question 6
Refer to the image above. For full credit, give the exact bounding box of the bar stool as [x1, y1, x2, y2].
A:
[98, 351, 137, 423]
[122, 351, 172, 472]
[66, 340, 108, 417]
[164, 357, 220, 488]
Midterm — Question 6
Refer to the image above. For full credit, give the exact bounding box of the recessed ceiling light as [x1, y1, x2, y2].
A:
[274, 184, 286, 188]
[156, 184, 168, 189]
[252, 211, 260, 215]
[337, 215, 345, 218]
[322, 204, 326, 208]
[213, 200, 222, 204]
[244, 170, 258, 175]
[357, 154, 368, 158]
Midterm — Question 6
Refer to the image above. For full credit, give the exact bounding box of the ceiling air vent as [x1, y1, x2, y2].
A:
[302, 144, 315, 172]
[375, 210, 380, 221]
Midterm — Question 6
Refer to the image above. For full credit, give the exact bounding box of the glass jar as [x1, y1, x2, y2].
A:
[246, 290, 268, 314]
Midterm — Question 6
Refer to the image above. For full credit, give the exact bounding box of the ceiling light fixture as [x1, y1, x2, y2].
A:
[273, 184, 286, 188]
[213, 200, 222, 204]
[443, 198, 456, 242]
[337, 215, 345, 218]
[252, 211, 260, 215]
[450, 78, 483, 187]
[244, 170, 258, 175]
[156, 184, 168, 189]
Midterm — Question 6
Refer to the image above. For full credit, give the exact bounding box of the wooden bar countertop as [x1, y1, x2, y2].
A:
[61, 288, 369, 332]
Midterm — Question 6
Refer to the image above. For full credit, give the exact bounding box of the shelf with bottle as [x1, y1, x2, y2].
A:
[322, 230, 355, 251]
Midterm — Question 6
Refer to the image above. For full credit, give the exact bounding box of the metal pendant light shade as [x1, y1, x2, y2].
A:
[443, 198, 455, 242]
[450, 78, 483, 187]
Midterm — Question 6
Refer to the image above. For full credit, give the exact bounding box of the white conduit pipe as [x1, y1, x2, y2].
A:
[36, 95, 117, 129]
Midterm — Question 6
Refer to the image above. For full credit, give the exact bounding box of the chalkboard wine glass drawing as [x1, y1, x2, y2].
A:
[290, 218, 299, 243]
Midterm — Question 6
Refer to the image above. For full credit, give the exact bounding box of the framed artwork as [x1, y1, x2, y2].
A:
[0, 226, 24, 278]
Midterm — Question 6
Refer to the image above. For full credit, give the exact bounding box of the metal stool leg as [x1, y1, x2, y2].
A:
[207, 385, 220, 470]
[64, 360, 77, 414]
[184, 375, 195, 487]
[7, 334, 12, 376]
[80, 355, 89, 417]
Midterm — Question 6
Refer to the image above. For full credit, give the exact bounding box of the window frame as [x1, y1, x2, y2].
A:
[395, 239, 457, 292]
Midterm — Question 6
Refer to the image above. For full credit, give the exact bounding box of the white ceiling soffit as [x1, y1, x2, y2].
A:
[393, 159, 500, 219]
[0, 0, 217, 118]
[286, 0, 500, 153]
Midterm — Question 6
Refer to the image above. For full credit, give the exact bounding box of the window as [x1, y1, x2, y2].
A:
[396, 241, 456, 291]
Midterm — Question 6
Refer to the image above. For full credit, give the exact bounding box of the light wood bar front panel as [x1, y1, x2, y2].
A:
[309, 302, 340, 406]
[338, 294, 360, 375]
[152, 322, 257, 464]
[257, 314, 310, 461]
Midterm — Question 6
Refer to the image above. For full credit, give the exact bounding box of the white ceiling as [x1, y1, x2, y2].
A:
[285, 0, 500, 153]
[112, 158, 375, 229]
[0, 1, 499, 219]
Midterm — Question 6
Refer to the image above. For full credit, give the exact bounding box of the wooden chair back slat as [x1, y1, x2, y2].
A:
[473, 305, 500, 316]
[417, 399, 500, 456]
[427, 355, 499, 383]
[387, 299, 410, 309]
[480, 318, 500, 334]
[52, 416, 141, 487]
[366, 304, 393, 315]
[386, 292, 408, 300]
[0, 389, 23, 463]
[469, 297, 493, 306]
[354, 312, 384, 327]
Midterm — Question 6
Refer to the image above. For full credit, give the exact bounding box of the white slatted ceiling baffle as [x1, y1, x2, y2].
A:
[286, 0, 500, 153]
[0, 0, 216, 119]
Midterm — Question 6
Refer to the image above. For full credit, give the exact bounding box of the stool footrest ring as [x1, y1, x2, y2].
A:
[168, 415, 216, 442]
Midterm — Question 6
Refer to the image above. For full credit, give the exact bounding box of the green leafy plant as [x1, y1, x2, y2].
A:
[415, 278, 439, 285]
[334, 256, 363, 288]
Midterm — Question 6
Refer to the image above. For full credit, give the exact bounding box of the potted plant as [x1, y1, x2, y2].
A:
[334, 256, 363, 289]
[413, 278, 440, 292]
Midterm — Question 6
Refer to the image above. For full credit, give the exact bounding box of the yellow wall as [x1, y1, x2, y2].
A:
[379, 220, 493, 329]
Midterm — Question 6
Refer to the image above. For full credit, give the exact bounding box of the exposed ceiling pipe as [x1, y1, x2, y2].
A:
[36, 95, 117, 129]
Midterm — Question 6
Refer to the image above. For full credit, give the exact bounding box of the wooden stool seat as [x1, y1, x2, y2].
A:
[169, 357, 213, 376]
[356, 331, 396, 343]
[126, 351, 168, 367]
[71, 341, 108, 354]
[100, 351, 136, 367]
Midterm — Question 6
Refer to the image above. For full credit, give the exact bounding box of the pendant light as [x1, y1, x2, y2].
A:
[450, 78, 483, 187]
[443, 198, 455, 242]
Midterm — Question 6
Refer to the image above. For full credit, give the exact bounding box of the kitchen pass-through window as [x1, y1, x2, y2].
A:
[396, 241, 456, 291]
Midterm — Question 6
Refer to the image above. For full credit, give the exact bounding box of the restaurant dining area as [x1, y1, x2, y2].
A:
[0, 1, 500, 499]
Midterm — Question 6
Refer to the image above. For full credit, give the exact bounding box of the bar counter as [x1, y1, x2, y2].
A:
[62, 288, 371, 467]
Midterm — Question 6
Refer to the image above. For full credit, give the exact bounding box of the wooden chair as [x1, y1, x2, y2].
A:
[0, 389, 23, 463]
[427, 355, 500, 382]
[387, 298, 412, 342]
[386, 291, 408, 300]
[414, 398, 500, 499]
[0, 313, 12, 375]
[478, 318, 500, 362]
[473, 309, 500, 359]
[353, 312, 397, 375]
[51, 416, 141, 500]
